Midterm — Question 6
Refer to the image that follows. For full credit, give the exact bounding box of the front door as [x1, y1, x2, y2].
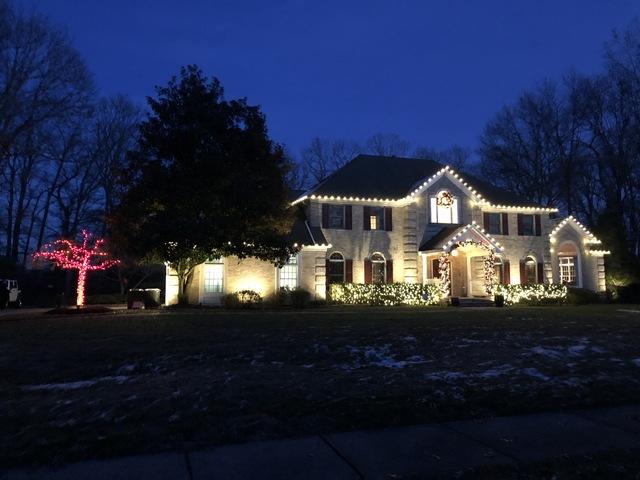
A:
[469, 256, 487, 297]
[450, 253, 468, 297]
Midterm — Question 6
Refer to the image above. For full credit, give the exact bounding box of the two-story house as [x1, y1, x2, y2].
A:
[165, 154, 608, 305]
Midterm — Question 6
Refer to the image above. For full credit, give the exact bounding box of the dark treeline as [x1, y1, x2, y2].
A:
[0, 1, 140, 269]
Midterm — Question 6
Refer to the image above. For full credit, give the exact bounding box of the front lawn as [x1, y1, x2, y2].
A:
[2, 305, 640, 467]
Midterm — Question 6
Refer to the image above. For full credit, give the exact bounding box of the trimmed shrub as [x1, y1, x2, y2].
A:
[290, 287, 311, 308]
[329, 282, 442, 306]
[224, 290, 262, 309]
[492, 284, 568, 306]
[566, 287, 600, 305]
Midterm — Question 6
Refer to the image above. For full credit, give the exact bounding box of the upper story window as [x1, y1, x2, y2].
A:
[364, 206, 392, 231]
[484, 212, 509, 235]
[278, 255, 298, 289]
[369, 207, 384, 230]
[322, 204, 352, 230]
[517, 214, 541, 236]
[328, 205, 345, 228]
[430, 190, 459, 224]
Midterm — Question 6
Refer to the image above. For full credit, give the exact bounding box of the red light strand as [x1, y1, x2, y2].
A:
[33, 230, 120, 306]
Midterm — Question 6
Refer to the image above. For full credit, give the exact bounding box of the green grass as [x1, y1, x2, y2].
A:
[2, 305, 640, 468]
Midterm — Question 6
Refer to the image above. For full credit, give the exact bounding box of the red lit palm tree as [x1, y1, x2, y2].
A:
[33, 230, 119, 307]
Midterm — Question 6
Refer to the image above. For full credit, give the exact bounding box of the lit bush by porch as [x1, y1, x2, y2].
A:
[493, 284, 568, 306]
[330, 283, 443, 306]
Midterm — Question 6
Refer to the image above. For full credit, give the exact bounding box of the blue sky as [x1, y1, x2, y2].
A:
[28, 0, 640, 156]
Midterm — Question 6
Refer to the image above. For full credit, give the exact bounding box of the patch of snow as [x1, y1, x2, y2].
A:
[23, 376, 129, 391]
[425, 371, 467, 381]
[117, 363, 137, 374]
[523, 368, 550, 381]
[567, 345, 587, 356]
[477, 364, 515, 379]
[632, 358, 640, 367]
[530, 346, 564, 359]
[301, 363, 315, 369]
[401, 336, 417, 342]
[338, 345, 426, 370]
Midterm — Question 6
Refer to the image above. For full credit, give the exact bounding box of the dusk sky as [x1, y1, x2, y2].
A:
[29, 1, 640, 157]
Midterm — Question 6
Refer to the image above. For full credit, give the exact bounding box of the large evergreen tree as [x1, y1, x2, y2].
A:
[110, 66, 296, 302]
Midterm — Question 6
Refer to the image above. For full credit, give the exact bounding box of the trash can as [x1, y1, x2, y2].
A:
[127, 289, 145, 309]
[143, 288, 161, 309]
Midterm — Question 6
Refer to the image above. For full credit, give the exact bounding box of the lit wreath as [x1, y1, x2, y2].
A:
[436, 190, 454, 208]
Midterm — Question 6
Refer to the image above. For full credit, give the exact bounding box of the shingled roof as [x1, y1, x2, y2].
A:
[300, 154, 544, 208]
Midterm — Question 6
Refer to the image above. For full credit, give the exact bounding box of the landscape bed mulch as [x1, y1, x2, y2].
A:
[1, 305, 640, 468]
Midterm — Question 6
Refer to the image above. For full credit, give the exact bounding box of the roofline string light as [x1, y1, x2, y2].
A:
[440, 221, 504, 253]
[292, 165, 558, 212]
[548, 216, 610, 256]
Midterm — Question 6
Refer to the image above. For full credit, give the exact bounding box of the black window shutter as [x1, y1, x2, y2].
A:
[534, 214, 541, 236]
[363, 206, 371, 231]
[503, 260, 510, 284]
[322, 204, 329, 229]
[384, 207, 392, 231]
[537, 262, 544, 284]
[345, 259, 353, 282]
[386, 260, 393, 283]
[501, 213, 509, 235]
[519, 260, 526, 284]
[483, 212, 490, 231]
[517, 214, 523, 236]
[345, 206, 352, 230]
[364, 259, 372, 283]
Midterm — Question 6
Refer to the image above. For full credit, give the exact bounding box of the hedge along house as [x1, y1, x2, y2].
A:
[165, 154, 608, 305]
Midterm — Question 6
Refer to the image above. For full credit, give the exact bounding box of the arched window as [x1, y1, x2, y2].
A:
[558, 241, 578, 285]
[328, 252, 345, 284]
[524, 255, 537, 284]
[429, 190, 459, 224]
[371, 252, 386, 284]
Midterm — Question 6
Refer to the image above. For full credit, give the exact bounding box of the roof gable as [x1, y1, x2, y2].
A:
[295, 154, 554, 210]
[420, 222, 505, 252]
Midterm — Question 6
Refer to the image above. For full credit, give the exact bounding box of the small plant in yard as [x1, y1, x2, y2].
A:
[493, 283, 567, 306]
[330, 282, 442, 306]
[290, 287, 311, 308]
[224, 290, 262, 309]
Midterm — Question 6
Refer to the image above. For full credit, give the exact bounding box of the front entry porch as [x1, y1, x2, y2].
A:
[449, 247, 491, 298]
[420, 221, 505, 299]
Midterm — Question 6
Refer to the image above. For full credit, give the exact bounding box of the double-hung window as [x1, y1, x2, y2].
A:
[369, 207, 385, 230]
[204, 258, 224, 293]
[278, 255, 298, 289]
[559, 257, 576, 285]
[328, 205, 345, 228]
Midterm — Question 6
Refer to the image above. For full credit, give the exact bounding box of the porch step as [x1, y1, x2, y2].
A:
[452, 297, 495, 307]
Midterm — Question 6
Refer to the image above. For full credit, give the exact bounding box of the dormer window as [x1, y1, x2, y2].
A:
[430, 190, 459, 224]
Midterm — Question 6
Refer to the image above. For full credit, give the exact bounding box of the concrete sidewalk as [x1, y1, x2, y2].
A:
[3, 404, 640, 479]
